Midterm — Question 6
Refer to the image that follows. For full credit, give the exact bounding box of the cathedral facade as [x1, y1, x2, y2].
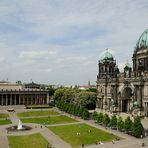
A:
[97, 29, 148, 117]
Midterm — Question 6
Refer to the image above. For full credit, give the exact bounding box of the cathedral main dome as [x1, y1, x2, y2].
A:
[100, 50, 113, 61]
[135, 29, 148, 52]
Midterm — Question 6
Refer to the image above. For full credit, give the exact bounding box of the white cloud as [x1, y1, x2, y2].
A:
[19, 50, 57, 60]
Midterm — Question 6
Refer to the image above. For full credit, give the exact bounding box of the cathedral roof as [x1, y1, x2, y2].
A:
[135, 29, 148, 50]
[100, 49, 113, 61]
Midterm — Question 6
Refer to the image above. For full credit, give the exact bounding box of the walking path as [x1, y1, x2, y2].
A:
[0, 108, 148, 148]
[0, 126, 9, 148]
[40, 128, 71, 148]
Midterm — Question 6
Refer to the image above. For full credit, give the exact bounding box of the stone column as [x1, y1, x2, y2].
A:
[6, 94, 8, 105]
[43, 95, 45, 104]
[1, 94, 3, 105]
[145, 103, 146, 116]
[22, 94, 25, 105]
[19, 94, 21, 105]
[121, 100, 122, 112]
[10, 94, 12, 105]
[14, 94, 16, 105]
[39, 94, 41, 105]
[31, 95, 33, 105]
[146, 103, 148, 117]
[46, 93, 49, 104]
[26, 95, 29, 105]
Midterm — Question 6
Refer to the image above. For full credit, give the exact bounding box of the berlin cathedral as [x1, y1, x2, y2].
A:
[97, 29, 148, 117]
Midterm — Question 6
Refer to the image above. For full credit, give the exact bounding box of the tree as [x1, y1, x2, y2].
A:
[110, 115, 117, 128]
[102, 114, 110, 127]
[124, 116, 132, 133]
[132, 116, 144, 137]
[117, 116, 124, 131]
[62, 88, 76, 103]
[54, 87, 65, 103]
[47, 86, 55, 96]
[74, 91, 97, 109]
[16, 80, 22, 84]
[97, 112, 104, 124]
[82, 109, 90, 119]
[78, 107, 84, 117]
[92, 111, 98, 121]
[87, 88, 97, 93]
[74, 106, 80, 116]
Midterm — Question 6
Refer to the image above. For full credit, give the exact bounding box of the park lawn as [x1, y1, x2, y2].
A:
[8, 133, 49, 148]
[0, 113, 9, 118]
[17, 110, 59, 117]
[48, 123, 119, 147]
[21, 115, 78, 125]
[0, 119, 12, 125]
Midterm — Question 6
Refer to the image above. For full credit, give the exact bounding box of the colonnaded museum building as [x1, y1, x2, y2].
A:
[0, 81, 49, 106]
[97, 29, 148, 117]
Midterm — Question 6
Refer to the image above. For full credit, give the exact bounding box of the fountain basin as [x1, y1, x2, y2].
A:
[7, 125, 32, 132]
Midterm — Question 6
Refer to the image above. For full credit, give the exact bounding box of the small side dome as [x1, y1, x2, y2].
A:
[100, 49, 113, 61]
[135, 29, 148, 50]
[124, 61, 131, 71]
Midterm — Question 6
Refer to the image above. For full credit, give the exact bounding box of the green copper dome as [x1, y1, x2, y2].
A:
[100, 50, 113, 61]
[136, 29, 148, 49]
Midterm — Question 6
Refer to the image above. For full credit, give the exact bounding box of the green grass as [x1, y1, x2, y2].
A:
[0, 113, 9, 118]
[17, 110, 59, 117]
[8, 133, 49, 148]
[21, 115, 78, 125]
[48, 123, 119, 147]
[0, 119, 12, 125]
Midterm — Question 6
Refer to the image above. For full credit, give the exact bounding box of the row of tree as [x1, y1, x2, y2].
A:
[92, 112, 144, 138]
[57, 100, 90, 119]
[54, 87, 97, 109]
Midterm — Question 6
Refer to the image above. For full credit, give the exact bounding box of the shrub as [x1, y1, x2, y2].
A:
[82, 109, 90, 119]
[117, 116, 124, 131]
[132, 116, 144, 138]
[124, 116, 132, 133]
[97, 112, 103, 124]
[102, 113, 110, 127]
[92, 111, 98, 121]
[110, 115, 117, 128]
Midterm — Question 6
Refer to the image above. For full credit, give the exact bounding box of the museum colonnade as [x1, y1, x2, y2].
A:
[0, 93, 47, 105]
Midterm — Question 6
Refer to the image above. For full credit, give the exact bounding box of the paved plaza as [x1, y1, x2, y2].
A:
[0, 107, 148, 148]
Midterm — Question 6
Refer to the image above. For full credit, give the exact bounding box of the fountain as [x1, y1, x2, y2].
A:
[17, 120, 23, 130]
[7, 120, 32, 132]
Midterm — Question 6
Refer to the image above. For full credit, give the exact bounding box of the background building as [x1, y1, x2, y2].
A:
[97, 29, 148, 117]
[0, 81, 49, 106]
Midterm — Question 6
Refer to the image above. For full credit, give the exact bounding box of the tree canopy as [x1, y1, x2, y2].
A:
[54, 88, 97, 109]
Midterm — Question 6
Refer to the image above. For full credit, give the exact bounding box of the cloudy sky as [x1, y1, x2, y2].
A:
[0, 0, 148, 85]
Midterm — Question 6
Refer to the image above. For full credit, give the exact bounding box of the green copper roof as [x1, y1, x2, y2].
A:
[124, 61, 131, 71]
[125, 61, 131, 68]
[136, 29, 148, 49]
[100, 50, 113, 60]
